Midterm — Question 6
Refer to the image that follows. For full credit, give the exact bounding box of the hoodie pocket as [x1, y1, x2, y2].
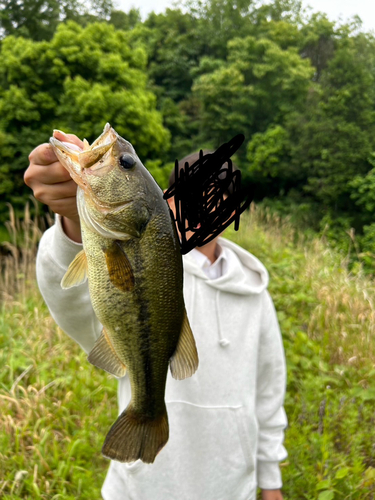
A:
[162, 401, 257, 498]
[167, 401, 256, 470]
[110, 401, 257, 500]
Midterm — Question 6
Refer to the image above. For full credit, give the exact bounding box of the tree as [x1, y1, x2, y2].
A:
[0, 21, 170, 219]
[300, 13, 338, 81]
[109, 8, 141, 31]
[0, 0, 61, 40]
[288, 33, 375, 212]
[192, 35, 313, 151]
[0, 0, 115, 40]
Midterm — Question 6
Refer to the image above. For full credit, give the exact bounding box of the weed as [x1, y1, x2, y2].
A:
[2, 204, 375, 498]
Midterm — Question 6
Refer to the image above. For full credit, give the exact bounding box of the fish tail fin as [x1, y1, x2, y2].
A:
[102, 404, 169, 464]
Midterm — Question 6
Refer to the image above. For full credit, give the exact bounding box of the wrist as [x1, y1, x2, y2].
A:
[61, 216, 82, 243]
[261, 489, 283, 500]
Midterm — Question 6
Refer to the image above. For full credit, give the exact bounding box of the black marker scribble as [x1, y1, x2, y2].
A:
[164, 134, 252, 254]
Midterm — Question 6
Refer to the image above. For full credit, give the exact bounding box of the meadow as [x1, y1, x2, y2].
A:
[1, 205, 375, 499]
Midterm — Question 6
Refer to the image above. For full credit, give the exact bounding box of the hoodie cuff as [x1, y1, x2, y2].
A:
[257, 461, 283, 490]
[52, 215, 83, 269]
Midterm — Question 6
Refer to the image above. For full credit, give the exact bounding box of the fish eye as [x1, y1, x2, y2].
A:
[119, 154, 136, 170]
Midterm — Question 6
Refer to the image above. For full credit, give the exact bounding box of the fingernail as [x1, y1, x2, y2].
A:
[53, 129, 68, 139]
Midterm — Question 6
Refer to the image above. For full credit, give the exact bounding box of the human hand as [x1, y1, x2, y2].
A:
[25, 130, 84, 242]
[261, 489, 283, 500]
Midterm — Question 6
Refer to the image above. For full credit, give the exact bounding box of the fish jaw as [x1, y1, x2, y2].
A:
[49, 124, 135, 188]
[49, 137, 85, 190]
[49, 135, 118, 190]
[49, 124, 151, 239]
[91, 123, 136, 154]
[49, 124, 116, 189]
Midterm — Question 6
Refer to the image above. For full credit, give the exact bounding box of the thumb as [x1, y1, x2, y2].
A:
[53, 129, 85, 150]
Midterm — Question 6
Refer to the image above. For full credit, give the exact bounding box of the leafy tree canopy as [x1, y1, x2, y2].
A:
[0, 0, 115, 40]
[0, 21, 170, 218]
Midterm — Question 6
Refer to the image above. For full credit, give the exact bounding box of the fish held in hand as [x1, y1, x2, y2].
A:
[49, 123, 199, 464]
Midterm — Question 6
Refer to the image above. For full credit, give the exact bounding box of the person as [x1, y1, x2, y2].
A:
[24, 130, 288, 500]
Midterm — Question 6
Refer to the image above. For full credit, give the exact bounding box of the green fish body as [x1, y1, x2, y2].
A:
[50, 124, 198, 463]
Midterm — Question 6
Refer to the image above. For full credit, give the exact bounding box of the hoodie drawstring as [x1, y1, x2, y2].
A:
[216, 290, 230, 347]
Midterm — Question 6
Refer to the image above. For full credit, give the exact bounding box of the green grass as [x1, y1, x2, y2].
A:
[0, 291, 118, 498]
[227, 207, 375, 499]
[1, 205, 375, 498]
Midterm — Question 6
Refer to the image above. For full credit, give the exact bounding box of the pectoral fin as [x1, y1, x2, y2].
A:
[170, 309, 199, 380]
[104, 242, 135, 292]
[88, 328, 127, 378]
[61, 249, 88, 289]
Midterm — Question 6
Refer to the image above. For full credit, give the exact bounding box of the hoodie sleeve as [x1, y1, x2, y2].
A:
[256, 290, 288, 490]
[36, 216, 101, 353]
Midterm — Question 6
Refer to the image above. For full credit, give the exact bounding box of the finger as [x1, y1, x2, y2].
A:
[50, 197, 79, 221]
[33, 180, 78, 204]
[24, 161, 72, 187]
[29, 143, 57, 166]
[53, 130, 84, 150]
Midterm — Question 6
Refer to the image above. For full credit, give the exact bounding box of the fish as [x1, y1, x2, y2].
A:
[49, 123, 199, 464]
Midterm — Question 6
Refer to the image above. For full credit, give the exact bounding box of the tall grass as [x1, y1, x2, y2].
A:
[230, 204, 375, 369]
[0, 201, 51, 301]
[227, 205, 375, 498]
[0, 205, 117, 499]
[1, 204, 375, 498]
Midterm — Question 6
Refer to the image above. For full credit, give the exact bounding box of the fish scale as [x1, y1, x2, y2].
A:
[50, 123, 199, 463]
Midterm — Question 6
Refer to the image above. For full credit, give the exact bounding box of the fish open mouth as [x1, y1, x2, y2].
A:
[49, 124, 121, 193]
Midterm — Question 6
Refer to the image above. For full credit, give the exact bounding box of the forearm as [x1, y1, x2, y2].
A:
[37, 216, 101, 353]
[61, 216, 82, 243]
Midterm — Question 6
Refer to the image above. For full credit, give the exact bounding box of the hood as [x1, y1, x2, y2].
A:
[182, 237, 269, 295]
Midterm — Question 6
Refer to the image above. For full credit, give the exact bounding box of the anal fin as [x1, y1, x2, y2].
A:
[88, 329, 127, 378]
[61, 249, 87, 289]
[169, 309, 199, 380]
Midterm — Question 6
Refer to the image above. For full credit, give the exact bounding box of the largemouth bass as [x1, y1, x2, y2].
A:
[49, 123, 199, 464]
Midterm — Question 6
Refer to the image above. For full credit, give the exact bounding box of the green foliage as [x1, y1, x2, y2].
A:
[350, 155, 375, 217]
[0, 295, 117, 498]
[227, 209, 375, 497]
[109, 8, 141, 31]
[3, 208, 375, 497]
[144, 159, 172, 190]
[0, 0, 115, 40]
[193, 35, 313, 150]
[290, 33, 375, 209]
[1, 0, 375, 245]
[0, 21, 169, 219]
[144, 9, 206, 102]
[246, 125, 291, 194]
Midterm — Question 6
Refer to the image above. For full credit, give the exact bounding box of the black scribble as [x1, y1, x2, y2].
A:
[164, 134, 253, 254]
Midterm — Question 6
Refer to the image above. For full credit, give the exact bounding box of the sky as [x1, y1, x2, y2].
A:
[115, 0, 375, 32]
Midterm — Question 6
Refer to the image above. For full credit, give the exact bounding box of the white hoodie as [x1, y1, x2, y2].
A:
[36, 217, 287, 500]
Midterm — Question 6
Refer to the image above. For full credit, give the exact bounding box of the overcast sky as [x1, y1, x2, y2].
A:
[115, 0, 375, 32]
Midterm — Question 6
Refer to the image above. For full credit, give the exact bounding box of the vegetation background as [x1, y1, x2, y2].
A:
[1, 0, 375, 497]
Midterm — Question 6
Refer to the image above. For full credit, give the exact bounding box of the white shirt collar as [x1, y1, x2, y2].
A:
[189, 243, 227, 279]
